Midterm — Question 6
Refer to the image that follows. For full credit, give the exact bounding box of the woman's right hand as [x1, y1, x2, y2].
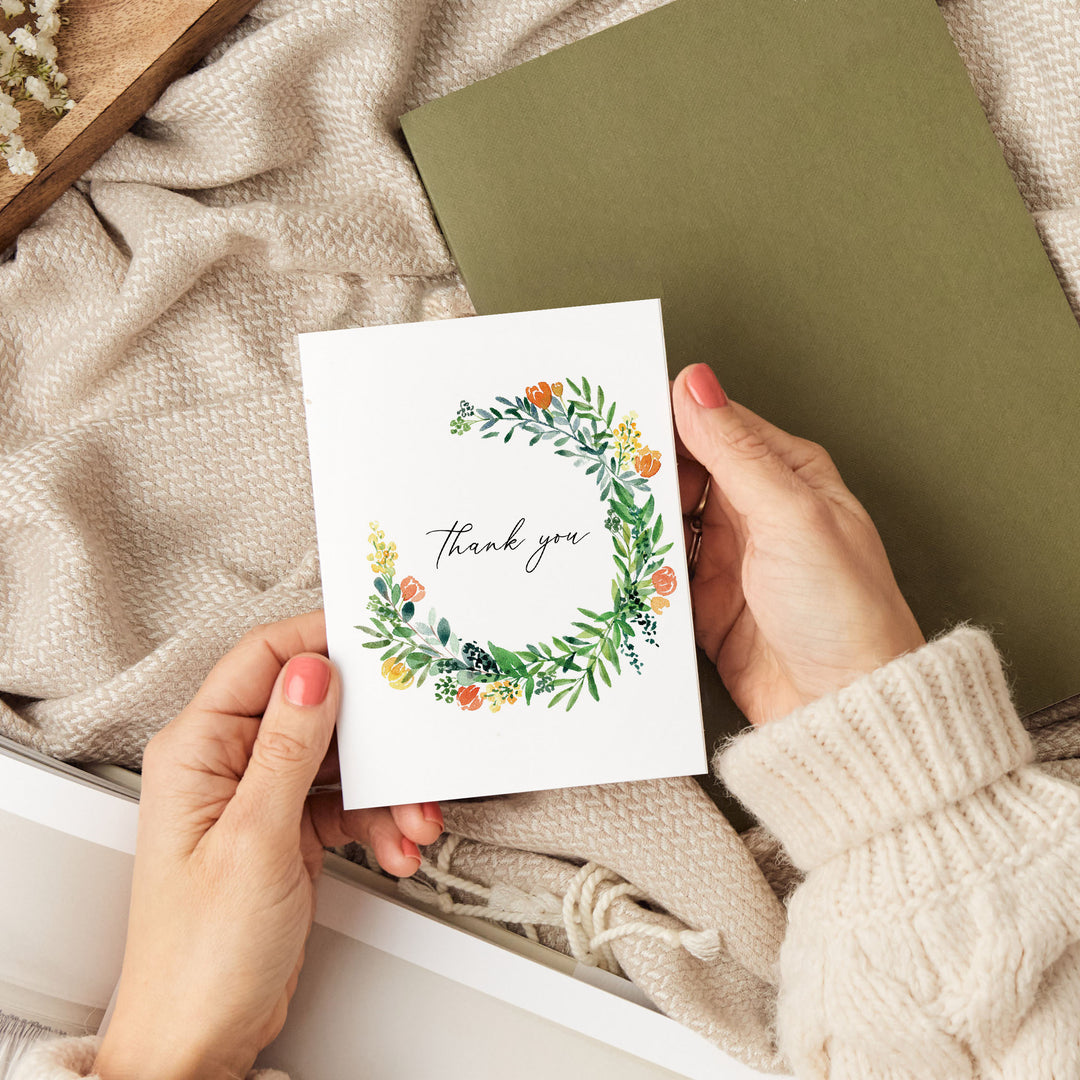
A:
[671, 363, 925, 727]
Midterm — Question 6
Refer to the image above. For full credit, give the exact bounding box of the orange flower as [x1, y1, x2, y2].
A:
[381, 657, 414, 690]
[456, 684, 483, 711]
[634, 446, 661, 478]
[651, 565, 677, 596]
[400, 575, 425, 603]
[525, 381, 552, 410]
[551, 381, 564, 398]
[650, 596, 670, 615]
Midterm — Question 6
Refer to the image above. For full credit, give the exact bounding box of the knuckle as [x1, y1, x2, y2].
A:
[238, 622, 270, 647]
[797, 490, 838, 531]
[802, 439, 832, 466]
[140, 725, 173, 773]
[721, 422, 771, 461]
[252, 726, 314, 770]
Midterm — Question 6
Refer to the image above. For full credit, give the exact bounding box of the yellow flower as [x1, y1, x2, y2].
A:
[650, 596, 670, 615]
[366, 520, 399, 576]
[612, 411, 643, 468]
[381, 656, 414, 689]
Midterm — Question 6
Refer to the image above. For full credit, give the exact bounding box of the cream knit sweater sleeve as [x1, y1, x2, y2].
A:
[718, 625, 1080, 1079]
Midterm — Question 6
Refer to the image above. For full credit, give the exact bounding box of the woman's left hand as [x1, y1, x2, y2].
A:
[93, 611, 444, 1080]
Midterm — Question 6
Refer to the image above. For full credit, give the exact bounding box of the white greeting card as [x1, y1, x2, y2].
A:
[300, 300, 706, 809]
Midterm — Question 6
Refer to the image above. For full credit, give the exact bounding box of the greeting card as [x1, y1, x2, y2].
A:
[300, 300, 706, 810]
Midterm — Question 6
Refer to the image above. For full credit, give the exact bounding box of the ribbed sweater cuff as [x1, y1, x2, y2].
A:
[716, 626, 1033, 871]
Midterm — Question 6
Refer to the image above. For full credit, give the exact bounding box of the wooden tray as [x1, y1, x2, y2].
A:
[0, 0, 258, 253]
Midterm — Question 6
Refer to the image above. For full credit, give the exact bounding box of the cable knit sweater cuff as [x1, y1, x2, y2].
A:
[10, 1037, 291, 1080]
[716, 626, 1034, 871]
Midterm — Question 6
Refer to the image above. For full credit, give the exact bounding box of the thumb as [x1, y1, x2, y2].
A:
[232, 653, 340, 838]
[673, 364, 801, 523]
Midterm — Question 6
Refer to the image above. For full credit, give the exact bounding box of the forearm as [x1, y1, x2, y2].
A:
[718, 626, 1080, 1078]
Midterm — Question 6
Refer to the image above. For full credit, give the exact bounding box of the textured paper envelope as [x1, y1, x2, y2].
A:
[300, 300, 706, 809]
[400, 0, 1080, 730]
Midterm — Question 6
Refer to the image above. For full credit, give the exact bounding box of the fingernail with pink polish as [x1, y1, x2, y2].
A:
[422, 802, 444, 831]
[283, 655, 330, 707]
[686, 364, 728, 409]
[401, 837, 422, 864]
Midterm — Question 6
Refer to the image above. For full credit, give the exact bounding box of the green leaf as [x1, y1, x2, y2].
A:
[457, 670, 477, 685]
[357, 624, 380, 636]
[392, 583, 401, 605]
[380, 646, 398, 661]
[488, 641, 529, 678]
[437, 617, 451, 646]
[563, 635, 587, 647]
[586, 668, 599, 702]
[374, 577, 388, 598]
[605, 401, 616, 426]
[578, 608, 602, 620]
[405, 651, 431, 669]
[566, 378, 582, 396]
[582, 376, 592, 402]
[548, 687, 572, 709]
[567, 683, 583, 710]
[504, 428, 514, 443]
[653, 514, 664, 544]
[529, 433, 541, 446]
[553, 637, 572, 653]
[416, 665, 430, 688]
[596, 657, 612, 687]
[612, 501, 637, 526]
[525, 677, 535, 705]
[615, 482, 636, 508]
[611, 579, 620, 605]
[482, 430, 499, 438]
[597, 385, 605, 414]
[654, 541, 673, 557]
[401, 600, 414, 620]
[641, 494, 655, 523]
[567, 401, 576, 420]
[362, 639, 391, 649]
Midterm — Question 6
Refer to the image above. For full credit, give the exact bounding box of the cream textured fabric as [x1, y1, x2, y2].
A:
[8, 1036, 288, 1080]
[1, 1, 1079, 1076]
[719, 628, 1080, 1078]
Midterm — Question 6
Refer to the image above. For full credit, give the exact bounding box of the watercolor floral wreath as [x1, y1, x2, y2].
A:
[356, 377, 677, 713]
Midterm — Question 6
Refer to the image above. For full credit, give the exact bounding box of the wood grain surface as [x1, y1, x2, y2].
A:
[0, 0, 260, 253]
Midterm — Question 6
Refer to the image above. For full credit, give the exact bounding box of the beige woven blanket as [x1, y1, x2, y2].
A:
[1, 0, 1077, 1070]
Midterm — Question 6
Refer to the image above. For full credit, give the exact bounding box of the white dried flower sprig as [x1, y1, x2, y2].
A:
[1, 0, 73, 177]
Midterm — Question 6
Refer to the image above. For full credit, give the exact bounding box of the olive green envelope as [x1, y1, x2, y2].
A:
[400, 0, 1080, 735]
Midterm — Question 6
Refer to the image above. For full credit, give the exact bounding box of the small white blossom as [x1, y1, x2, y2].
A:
[0, 93, 18, 136]
[1, 0, 25, 15]
[35, 11, 57, 35]
[5, 144, 36, 174]
[51, 70, 65, 87]
[24, 74, 49, 102]
[35, 35, 55, 62]
[30, 0, 56, 13]
[10, 25, 35, 52]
